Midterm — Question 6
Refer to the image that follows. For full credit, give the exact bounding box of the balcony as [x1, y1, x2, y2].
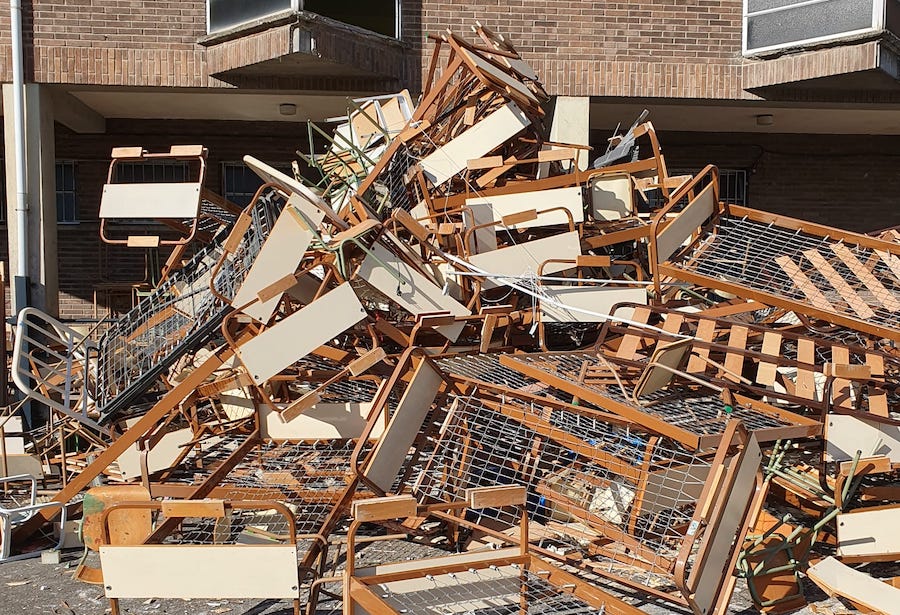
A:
[202, 0, 412, 92]
[742, 0, 900, 99]
[743, 0, 899, 56]
[207, 0, 400, 39]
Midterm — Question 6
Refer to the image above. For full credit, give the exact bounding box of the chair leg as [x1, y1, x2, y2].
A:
[0, 515, 10, 561]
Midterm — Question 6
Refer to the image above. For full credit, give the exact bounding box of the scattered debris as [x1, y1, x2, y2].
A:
[2, 23, 900, 615]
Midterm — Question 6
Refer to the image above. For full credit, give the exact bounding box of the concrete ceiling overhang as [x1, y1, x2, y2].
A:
[67, 89, 358, 123]
[591, 99, 900, 135]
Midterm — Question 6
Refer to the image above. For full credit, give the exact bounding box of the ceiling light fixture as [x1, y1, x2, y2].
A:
[756, 114, 775, 126]
[279, 103, 297, 116]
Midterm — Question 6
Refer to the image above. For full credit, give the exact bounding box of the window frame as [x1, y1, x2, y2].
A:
[56, 160, 78, 225]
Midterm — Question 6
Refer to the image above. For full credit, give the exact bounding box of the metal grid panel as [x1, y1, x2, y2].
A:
[433, 354, 595, 409]
[668, 215, 900, 332]
[371, 566, 606, 615]
[509, 352, 790, 435]
[93, 188, 285, 420]
[358, 143, 419, 219]
[413, 396, 709, 582]
[168, 438, 368, 539]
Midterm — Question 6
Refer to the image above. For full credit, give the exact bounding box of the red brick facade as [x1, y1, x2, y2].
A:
[417, 0, 751, 99]
[0, 0, 755, 98]
[0, 1, 895, 318]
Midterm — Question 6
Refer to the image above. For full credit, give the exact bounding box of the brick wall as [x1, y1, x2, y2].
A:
[635, 130, 900, 232]
[0, 0, 753, 97]
[31, 1, 206, 48]
[0, 0, 412, 89]
[418, 0, 751, 99]
[0, 0, 888, 100]
[49, 118, 313, 319]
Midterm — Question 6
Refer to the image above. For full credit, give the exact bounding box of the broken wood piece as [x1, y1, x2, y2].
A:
[419, 102, 530, 186]
[349, 347, 387, 377]
[807, 556, 900, 614]
[232, 194, 325, 323]
[160, 500, 226, 519]
[351, 495, 417, 523]
[236, 283, 366, 386]
[466, 155, 504, 170]
[278, 391, 322, 423]
[466, 485, 527, 508]
[126, 235, 160, 248]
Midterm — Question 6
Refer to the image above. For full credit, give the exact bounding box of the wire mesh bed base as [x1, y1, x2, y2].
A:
[13, 187, 286, 428]
[408, 394, 766, 613]
[159, 436, 371, 540]
[362, 563, 611, 615]
[657, 207, 900, 342]
[433, 350, 817, 450]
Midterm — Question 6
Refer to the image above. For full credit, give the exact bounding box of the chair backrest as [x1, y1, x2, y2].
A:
[589, 171, 634, 221]
[633, 338, 693, 401]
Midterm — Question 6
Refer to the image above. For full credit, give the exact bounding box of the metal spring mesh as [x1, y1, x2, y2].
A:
[433, 354, 597, 410]
[511, 352, 791, 435]
[358, 143, 418, 219]
[670, 215, 900, 331]
[168, 437, 368, 539]
[92, 189, 285, 419]
[413, 396, 709, 582]
[370, 565, 608, 615]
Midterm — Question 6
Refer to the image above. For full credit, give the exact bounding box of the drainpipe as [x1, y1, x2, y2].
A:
[9, 0, 30, 426]
[9, 0, 29, 311]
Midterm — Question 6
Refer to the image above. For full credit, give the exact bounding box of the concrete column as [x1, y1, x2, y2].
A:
[3, 83, 59, 316]
[549, 96, 591, 171]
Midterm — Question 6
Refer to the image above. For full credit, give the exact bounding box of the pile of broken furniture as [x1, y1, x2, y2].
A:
[3, 23, 900, 615]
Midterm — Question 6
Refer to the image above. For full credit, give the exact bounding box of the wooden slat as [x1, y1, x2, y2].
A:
[796, 339, 817, 401]
[352, 495, 417, 523]
[161, 500, 226, 519]
[466, 485, 526, 508]
[803, 249, 875, 320]
[875, 249, 900, 282]
[775, 256, 835, 312]
[686, 319, 716, 374]
[830, 346, 853, 409]
[832, 243, 900, 312]
[807, 556, 900, 614]
[615, 306, 651, 360]
[348, 348, 387, 377]
[866, 352, 889, 417]
[661, 313, 685, 335]
[723, 325, 748, 383]
[756, 331, 782, 387]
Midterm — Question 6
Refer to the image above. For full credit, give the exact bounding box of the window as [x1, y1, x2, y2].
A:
[222, 162, 265, 207]
[208, 0, 297, 35]
[718, 169, 749, 206]
[56, 160, 77, 223]
[222, 162, 292, 207]
[304, 0, 400, 38]
[743, 0, 883, 56]
[207, 0, 401, 38]
[641, 168, 748, 210]
[113, 161, 188, 184]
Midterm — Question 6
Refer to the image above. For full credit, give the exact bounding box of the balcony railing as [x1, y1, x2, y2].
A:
[207, 0, 400, 39]
[743, 0, 897, 56]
